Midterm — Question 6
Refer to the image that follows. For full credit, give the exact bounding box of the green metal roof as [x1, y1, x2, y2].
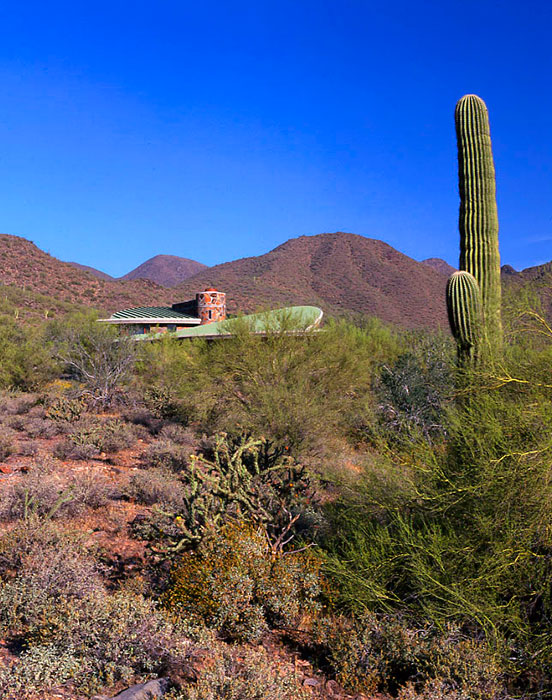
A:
[135, 306, 323, 339]
[109, 306, 198, 321]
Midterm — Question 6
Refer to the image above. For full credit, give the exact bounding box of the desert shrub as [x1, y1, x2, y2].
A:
[45, 395, 85, 423]
[0, 463, 115, 520]
[0, 579, 192, 695]
[0, 318, 57, 390]
[0, 541, 105, 614]
[164, 522, 322, 642]
[54, 417, 135, 459]
[0, 520, 192, 693]
[98, 418, 136, 453]
[168, 645, 310, 700]
[144, 385, 185, 420]
[374, 334, 453, 444]
[0, 426, 15, 460]
[15, 440, 40, 456]
[312, 613, 504, 698]
[397, 680, 511, 700]
[136, 318, 400, 454]
[127, 468, 187, 509]
[142, 439, 193, 472]
[0, 392, 39, 416]
[0, 645, 82, 700]
[159, 423, 197, 447]
[123, 405, 164, 433]
[19, 416, 61, 439]
[45, 312, 137, 406]
[0, 519, 71, 580]
[54, 437, 99, 460]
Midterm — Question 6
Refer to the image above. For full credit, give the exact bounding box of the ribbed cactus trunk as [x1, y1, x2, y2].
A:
[455, 94, 502, 350]
[446, 271, 483, 365]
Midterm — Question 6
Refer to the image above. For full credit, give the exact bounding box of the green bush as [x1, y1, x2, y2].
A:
[136, 318, 400, 454]
[164, 522, 322, 642]
[374, 334, 453, 445]
[0, 318, 57, 391]
[322, 327, 552, 692]
[312, 613, 504, 698]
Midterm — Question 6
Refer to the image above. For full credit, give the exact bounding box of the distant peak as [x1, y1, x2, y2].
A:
[121, 254, 208, 287]
[421, 258, 457, 276]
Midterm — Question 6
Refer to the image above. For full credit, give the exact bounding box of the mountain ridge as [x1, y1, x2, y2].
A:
[173, 232, 450, 329]
[2, 232, 550, 329]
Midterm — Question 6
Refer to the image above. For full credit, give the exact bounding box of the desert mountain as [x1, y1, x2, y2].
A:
[175, 233, 450, 330]
[0, 232, 451, 328]
[121, 254, 207, 287]
[0, 234, 172, 316]
[422, 258, 456, 277]
[6, 231, 547, 330]
[68, 261, 114, 281]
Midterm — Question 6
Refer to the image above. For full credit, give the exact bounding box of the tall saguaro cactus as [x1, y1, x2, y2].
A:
[450, 94, 502, 359]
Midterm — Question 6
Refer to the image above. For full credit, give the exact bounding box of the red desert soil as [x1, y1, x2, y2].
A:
[0, 420, 385, 700]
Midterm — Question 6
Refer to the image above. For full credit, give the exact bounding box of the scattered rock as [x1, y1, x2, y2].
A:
[303, 677, 321, 687]
[163, 649, 212, 689]
[106, 678, 169, 700]
[325, 679, 341, 696]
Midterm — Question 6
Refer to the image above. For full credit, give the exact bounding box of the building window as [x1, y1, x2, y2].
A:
[168, 324, 177, 332]
[208, 309, 212, 319]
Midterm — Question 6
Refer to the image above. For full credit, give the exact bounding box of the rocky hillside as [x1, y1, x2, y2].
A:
[422, 257, 456, 276]
[5, 231, 548, 330]
[175, 232, 450, 330]
[67, 261, 114, 281]
[121, 254, 207, 287]
[0, 234, 172, 316]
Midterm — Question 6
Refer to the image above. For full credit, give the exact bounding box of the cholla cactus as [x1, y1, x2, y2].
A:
[149, 434, 317, 553]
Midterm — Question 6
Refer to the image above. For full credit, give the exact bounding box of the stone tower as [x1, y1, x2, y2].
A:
[196, 288, 226, 325]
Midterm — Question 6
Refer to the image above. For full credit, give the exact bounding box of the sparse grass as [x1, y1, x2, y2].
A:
[0, 427, 15, 461]
[141, 439, 193, 471]
[0, 461, 116, 520]
[54, 416, 136, 459]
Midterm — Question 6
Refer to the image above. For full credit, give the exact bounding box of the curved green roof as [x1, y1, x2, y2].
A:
[138, 306, 323, 339]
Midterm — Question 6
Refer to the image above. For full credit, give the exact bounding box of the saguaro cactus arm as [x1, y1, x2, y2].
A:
[446, 271, 483, 364]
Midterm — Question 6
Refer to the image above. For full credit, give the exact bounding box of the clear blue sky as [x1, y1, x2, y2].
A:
[0, 1, 550, 276]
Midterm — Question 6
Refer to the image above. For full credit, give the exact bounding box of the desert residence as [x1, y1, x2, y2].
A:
[99, 287, 323, 339]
